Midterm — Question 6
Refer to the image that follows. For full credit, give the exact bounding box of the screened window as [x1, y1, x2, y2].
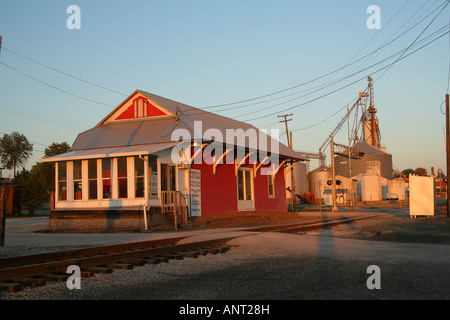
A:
[58, 162, 67, 201]
[73, 160, 82, 200]
[134, 156, 145, 198]
[88, 159, 98, 200]
[117, 157, 128, 199]
[102, 159, 112, 199]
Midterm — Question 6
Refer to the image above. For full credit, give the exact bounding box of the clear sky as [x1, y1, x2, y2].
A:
[0, 0, 449, 177]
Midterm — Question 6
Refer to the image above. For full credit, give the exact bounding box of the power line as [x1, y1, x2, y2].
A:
[376, 0, 450, 82]
[242, 29, 449, 123]
[1, 47, 128, 97]
[195, 1, 448, 111]
[185, 8, 449, 118]
[0, 61, 116, 109]
[0, 102, 90, 131]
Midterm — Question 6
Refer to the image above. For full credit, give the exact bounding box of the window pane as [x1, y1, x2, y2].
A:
[135, 177, 144, 198]
[89, 180, 98, 200]
[161, 164, 168, 191]
[134, 157, 145, 177]
[102, 159, 111, 199]
[118, 158, 128, 198]
[74, 181, 82, 200]
[268, 175, 274, 197]
[103, 179, 111, 199]
[238, 170, 244, 200]
[245, 170, 252, 200]
[169, 166, 176, 191]
[118, 158, 127, 178]
[58, 162, 67, 181]
[58, 182, 67, 201]
[119, 178, 127, 198]
[102, 159, 111, 178]
[88, 159, 97, 179]
[73, 161, 82, 180]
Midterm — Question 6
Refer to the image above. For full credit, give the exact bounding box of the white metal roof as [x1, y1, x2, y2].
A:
[41, 142, 179, 162]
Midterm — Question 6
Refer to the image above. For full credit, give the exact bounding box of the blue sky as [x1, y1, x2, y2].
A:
[0, 0, 449, 177]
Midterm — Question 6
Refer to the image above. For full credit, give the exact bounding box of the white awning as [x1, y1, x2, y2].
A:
[41, 142, 179, 162]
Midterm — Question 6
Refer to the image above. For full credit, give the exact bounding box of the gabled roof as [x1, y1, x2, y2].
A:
[71, 90, 306, 161]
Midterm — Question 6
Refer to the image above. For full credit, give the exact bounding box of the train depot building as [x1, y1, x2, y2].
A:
[42, 90, 306, 232]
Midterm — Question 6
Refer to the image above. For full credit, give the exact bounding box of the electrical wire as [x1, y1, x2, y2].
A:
[0, 102, 90, 131]
[1, 47, 128, 97]
[241, 28, 448, 127]
[194, 0, 448, 111]
[241, 28, 449, 123]
[0, 61, 116, 108]
[375, 0, 450, 82]
[184, 6, 449, 118]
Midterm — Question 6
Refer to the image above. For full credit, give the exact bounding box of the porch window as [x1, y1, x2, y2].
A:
[117, 157, 128, 199]
[58, 162, 67, 201]
[134, 156, 145, 198]
[73, 160, 82, 200]
[88, 159, 98, 200]
[102, 159, 112, 199]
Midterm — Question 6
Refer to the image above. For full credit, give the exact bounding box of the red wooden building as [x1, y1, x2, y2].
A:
[42, 90, 306, 232]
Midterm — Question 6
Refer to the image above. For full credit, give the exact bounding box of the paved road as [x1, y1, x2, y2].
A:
[5, 217, 49, 227]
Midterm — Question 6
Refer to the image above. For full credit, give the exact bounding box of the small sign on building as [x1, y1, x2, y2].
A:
[190, 169, 202, 217]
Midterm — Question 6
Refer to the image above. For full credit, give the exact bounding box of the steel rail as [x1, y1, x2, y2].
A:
[242, 215, 378, 233]
[0, 236, 236, 292]
[0, 236, 187, 269]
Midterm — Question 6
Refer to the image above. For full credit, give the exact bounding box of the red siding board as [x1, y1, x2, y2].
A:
[191, 162, 237, 215]
[191, 159, 287, 216]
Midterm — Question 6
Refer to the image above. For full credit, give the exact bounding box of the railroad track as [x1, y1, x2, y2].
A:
[243, 214, 378, 233]
[0, 236, 234, 293]
[0, 214, 377, 293]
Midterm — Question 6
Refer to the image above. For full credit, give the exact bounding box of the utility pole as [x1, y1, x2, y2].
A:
[278, 114, 296, 214]
[347, 105, 353, 210]
[278, 114, 293, 148]
[446, 93, 449, 218]
[368, 76, 377, 147]
[331, 138, 338, 212]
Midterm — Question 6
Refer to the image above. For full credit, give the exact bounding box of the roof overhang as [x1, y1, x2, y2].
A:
[41, 142, 179, 163]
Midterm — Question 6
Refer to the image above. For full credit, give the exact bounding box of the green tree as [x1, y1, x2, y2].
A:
[39, 142, 72, 192]
[17, 142, 72, 214]
[44, 142, 72, 159]
[401, 168, 415, 178]
[17, 168, 47, 215]
[414, 167, 428, 176]
[0, 132, 33, 178]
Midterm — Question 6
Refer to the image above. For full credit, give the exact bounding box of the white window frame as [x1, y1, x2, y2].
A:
[237, 168, 255, 211]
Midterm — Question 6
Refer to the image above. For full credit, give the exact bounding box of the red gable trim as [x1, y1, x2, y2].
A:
[98, 91, 175, 126]
[115, 97, 167, 120]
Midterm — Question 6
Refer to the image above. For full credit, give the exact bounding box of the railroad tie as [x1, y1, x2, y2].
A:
[0, 281, 23, 292]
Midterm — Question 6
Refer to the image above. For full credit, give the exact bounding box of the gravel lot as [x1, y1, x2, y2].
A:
[2, 205, 450, 303]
